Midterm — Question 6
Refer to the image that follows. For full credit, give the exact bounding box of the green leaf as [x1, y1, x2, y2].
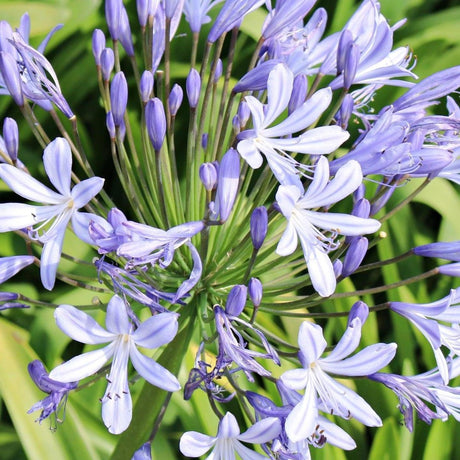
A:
[368, 418, 400, 460]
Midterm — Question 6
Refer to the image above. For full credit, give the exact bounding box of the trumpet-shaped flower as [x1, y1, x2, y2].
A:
[276, 156, 381, 297]
[280, 309, 397, 442]
[237, 64, 349, 188]
[49, 295, 180, 434]
[179, 411, 281, 459]
[0, 137, 104, 290]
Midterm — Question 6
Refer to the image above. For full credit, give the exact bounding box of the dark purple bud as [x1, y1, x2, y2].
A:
[336, 93, 354, 129]
[199, 162, 218, 191]
[106, 111, 116, 139]
[288, 74, 308, 115]
[140, 70, 154, 103]
[337, 29, 353, 75]
[342, 236, 368, 277]
[352, 198, 371, 218]
[225, 285, 247, 316]
[214, 59, 223, 83]
[201, 133, 208, 150]
[0, 292, 19, 303]
[0, 52, 24, 106]
[119, 7, 135, 57]
[105, 0, 123, 40]
[237, 101, 250, 126]
[348, 300, 369, 326]
[344, 43, 359, 90]
[186, 68, 201, 109]
[232, 115, 241, 134]
[168, 83, 183, 116]
[3, 117, 19, 162]
[370, 184, 396, 216]
[248, 277, 262, 307]
[250, 206, 268, 250]
[137, 0, 154, 28]
[92, 29, 106, 66]
[215, 148, 240, 222]
[110, 72, 128, 126]
[165, 0, 185, 19]
[145, 98, 166, 151]
[101, 48, 115, 82]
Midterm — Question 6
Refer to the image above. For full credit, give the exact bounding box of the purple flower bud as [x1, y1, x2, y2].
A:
[250, 206, 268, 250]
[105, 0, 123, 41]
[0, 292, 19, 302]
[237, 101, 250, 126]
[336, 93, 354, 129]
[101, 48, 115, 82]
[352, 198, 371, 218]
[119, 7, 135, 57]
[186, 68, 201, 109]
[288, 74, 308, 115]
[92, 29, 106, 66]
[168, 83, 183, 116]
[348, 301, 369, 325]
[106, 111, 116, 139]
[140, 70, 154, 103]
[248, 277, 262, 307]
[199, 162, 218, 191]
[145, 98, 166, 151]
[337, 29, 353, 75]
[232, 115, 241, 134]
[110, 71, 128, 126]
[201, 133, 208, 150]
[342, 236, 368, 277]
[0, 51, 24, 106]
[225, 285, 247, 316]
[165, 0, 185, 19]
[414, 241, 460, 261]
[0, 21, 15, 56]
[215, 148, 240, 222]
[137, 0, 157, 28]
[370, 184, 396, 216]
[438, 263, 460, 277]
[333, 259, 343, 278]
[344, 43, 360, 90]
[3, 117, 19, 162]
[214, 59, 223, 83]
[132, 442, 152, 460]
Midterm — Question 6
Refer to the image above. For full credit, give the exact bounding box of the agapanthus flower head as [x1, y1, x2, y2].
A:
[49, 295, 180, 434]
[280, 312, 396, 442]
[276, 156, 381, 297]
[0, 137, 104, 290]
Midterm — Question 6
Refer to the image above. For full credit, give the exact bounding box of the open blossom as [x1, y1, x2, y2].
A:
[49, 295, 180, 434]
[237, 64, 349, 188]
[280, 304, 397, 442]
[0, 137, 104, 290]
[180, 411, 281, 459]
[276, 156, 381, 297]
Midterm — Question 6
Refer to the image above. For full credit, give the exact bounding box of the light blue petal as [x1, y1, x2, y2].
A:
[263, 87, 332, 137]
[105, 295, 131, 334]
[302, 156, 330, 202]
[173, 242, 202, 301]
[321, 342, 397, 376]
[49, 342, 116, 382]
[285, 379, 318, 442]
[237, 139, 263, 169]
[0, 164, 63, 204]
[306, 211, 381, 236]
[297, 321, 327, 364]
[238, 417, 281, 443]
[233, 442, 267, 459]
[217, 412, 240, 439]
[321, 317, 362, 362]
[0, 255, 35, 283]
[40, 223, 67, 290]
[317, 416, 356, 450]
[276, 220, 298, 256]
[71, 211, 111, 244]
[244, 96, 265, 131]
[54, 304, 115, 344]
[129, 344, 180, 391]
[276, 185, 301, 219]
[0, 203, 45, 232]
[264, 64, 293, 127]
[132, 312, 179, 348]
[280, 368, 309, 390]
[179, 432, 216, 457]
[43, 137, 72, 196]
[71, 176, 104, 208]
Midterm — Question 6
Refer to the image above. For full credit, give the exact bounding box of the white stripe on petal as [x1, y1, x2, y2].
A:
[179, 431, 216, 457]
[43, 137, 72, 196]
[105, 295, 131, 334]
[264, 64, 293, 127]
[71, 176, 104, 208]
[132, 312, 178, 349]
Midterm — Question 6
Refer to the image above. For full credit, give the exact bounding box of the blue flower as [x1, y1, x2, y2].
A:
[49, 295, 180, 434]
